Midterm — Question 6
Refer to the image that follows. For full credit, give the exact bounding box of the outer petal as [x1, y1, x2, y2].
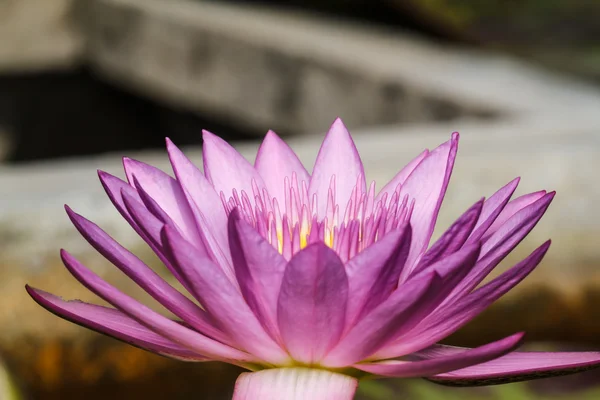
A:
[397, 133, 459, 278]
[26, 287, 205, 361]
[483, 190, 548, 241]
[166, 138, 232, 270]
[228, 211, 288, 341]
[98, 171, 147, 240]
[202, 130, 266, 198]
[376, 149, 429, 200]
[355, 333, 523, 378]
[162, 225, 290, 365]
[59, 250, 255, 363]
[466, 178, 520, 243]
[322, 272, 440, 368]
[445, 192, 554, 303]
[414, 199, 483, 274]
[277, 243, 348, 364]
[254, 130, 310, 206]
[308, 118, 366, 218]
[233, 368, 358, 400]
[429, 350, 600, 386]
[344, 224, 412, 329]
[374, 241, 550, 359]
[120, 188, 199, 290]
[123, 158, 203, 245]
[65, 206, 228, 344]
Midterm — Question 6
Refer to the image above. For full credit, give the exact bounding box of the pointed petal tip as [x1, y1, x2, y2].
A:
[201, 129, 217, 140]
[328, 117, 349, 135]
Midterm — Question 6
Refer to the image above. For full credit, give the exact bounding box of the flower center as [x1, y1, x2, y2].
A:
[220, 174, 413, 262]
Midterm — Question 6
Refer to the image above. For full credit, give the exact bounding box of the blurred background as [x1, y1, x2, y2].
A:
[2, 0, 600, 398]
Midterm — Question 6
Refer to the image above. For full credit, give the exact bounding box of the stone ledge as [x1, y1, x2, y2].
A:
[0, 0, 82, 72]
[86, 0, 504, 134]
[85, 0, 600, 135]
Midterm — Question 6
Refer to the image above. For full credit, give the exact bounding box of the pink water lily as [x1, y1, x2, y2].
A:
[27, 118, 600, 399]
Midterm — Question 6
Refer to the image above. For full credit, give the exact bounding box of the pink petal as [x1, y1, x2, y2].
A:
[308, 118, 366, 218]
[98, 171, 146, 239]
[202, 130, 266, 198]
[26, 286, 205, 361]
[446, 192, 554, 303]
[483, 190, 548, 241]
[430, 350, 600, 386]
[466, 178, 520, 243]
[228, 211, 288, 342]
[412, 243, 481, 284]
[166, 139, 232, 271]
[120, 188, 200, 290]
[59, 249, 254, 363]
[397, 133, 459, 279]
[355, 333, 524, 378]
[65, 206, 228, 344]
[233, 368, 358, 400]
[376, 149, 429, 201]
[374, 241, 550, 359]
[254, 130, 310, 206]
[277, 243, 348, 364]
[322, 272, 441, 368]
[413, 199, 483, 274]
[162, 225, 290, 365]
[123, 158, 203, 245]
[344, 225, 412, 329]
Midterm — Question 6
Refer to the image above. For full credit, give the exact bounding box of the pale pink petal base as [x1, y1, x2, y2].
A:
[233, 368, 358, 400]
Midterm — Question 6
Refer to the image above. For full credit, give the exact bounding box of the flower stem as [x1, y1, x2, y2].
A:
[233, 367, 358, 400]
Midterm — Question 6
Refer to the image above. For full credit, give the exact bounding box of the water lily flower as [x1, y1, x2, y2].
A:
[27, 119, 600, 399]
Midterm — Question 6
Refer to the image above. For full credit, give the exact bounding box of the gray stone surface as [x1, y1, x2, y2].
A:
[0, 0, 82, 72]
[86, 0, 600, 134]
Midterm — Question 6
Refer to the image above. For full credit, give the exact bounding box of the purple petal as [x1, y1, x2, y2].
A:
[162, 225, 290, 365]
[123, 158, 203, 245]
[397, 133, 459, 278]
[277, 243, 348, 364]
[65, 206, 229, 344]
[446, 192, 554, 303]
[202, 130, 266, 199]
[355, 333, 524, 378]
[59, 249, 254, 363]
[254, 130, 310, 206]
[228, 211, 288, 342]
[120, 189, 167, 249]
[26, 286, 205, 361]
[466, 178, 520, 243]
[308, 118, 365, 218]
[412, 243, 481, 284]
[374, 241, 550, 359]
[376, 149, 430, 200]
[120, 188, 201, 291]
[98, 171, 145, 238]
[166, 138, 232, 271]
[413, 199, 483, 274]
[322, 272, 441, 368]
[429, 350, 600, 386]
[344, 224, 412, 329]
[483, 190, 548, 241]
[233, 368, 358, 400]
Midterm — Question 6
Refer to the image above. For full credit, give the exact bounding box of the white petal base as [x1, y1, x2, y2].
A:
[233, 367, 358, 400]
